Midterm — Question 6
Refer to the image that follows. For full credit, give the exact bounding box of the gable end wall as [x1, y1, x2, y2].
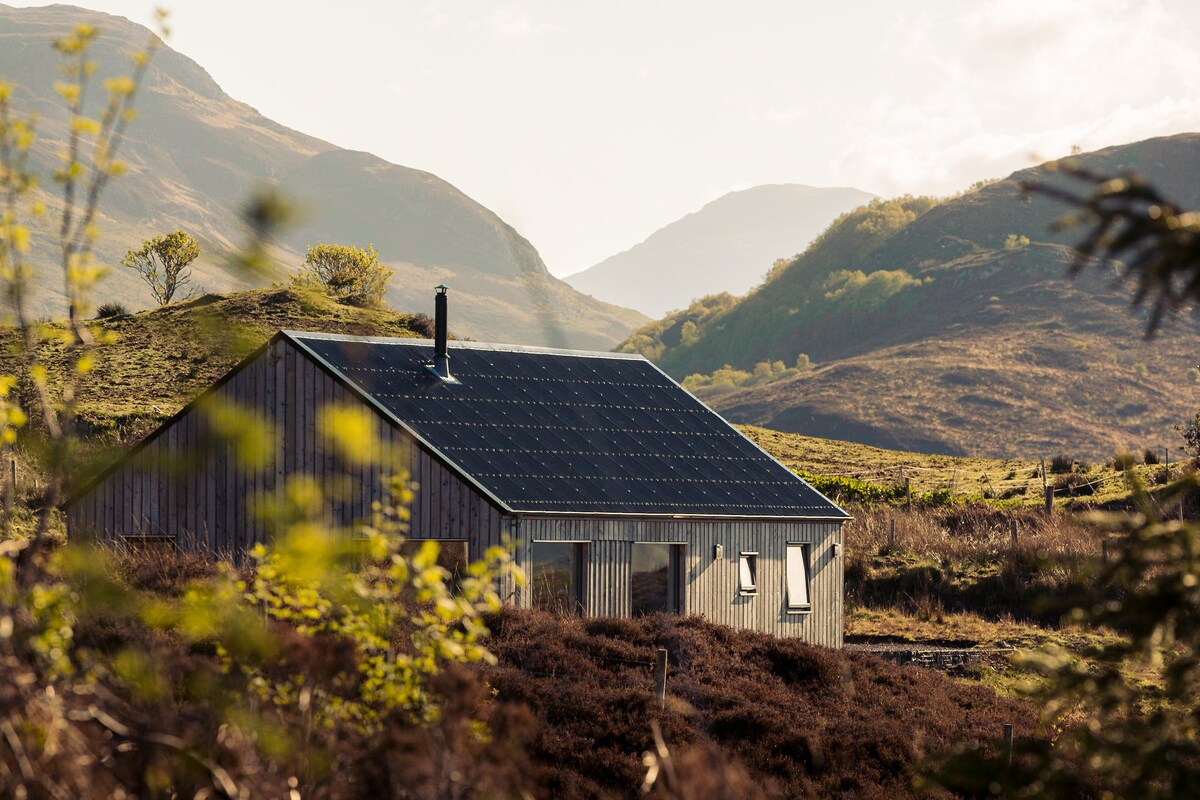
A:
[67, 338, 505, 560]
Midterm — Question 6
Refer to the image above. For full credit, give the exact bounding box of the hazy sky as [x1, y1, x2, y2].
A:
[18, 0, 1200, 276]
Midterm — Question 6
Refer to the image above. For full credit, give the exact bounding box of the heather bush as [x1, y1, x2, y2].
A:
[95, 301, 129, 318]
[482, 608, 1035, 799]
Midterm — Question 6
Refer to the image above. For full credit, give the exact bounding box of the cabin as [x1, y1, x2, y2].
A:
[67, 288, 849, 645]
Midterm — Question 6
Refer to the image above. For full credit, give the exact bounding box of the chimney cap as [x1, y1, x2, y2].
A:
[435, 284, 449, 294]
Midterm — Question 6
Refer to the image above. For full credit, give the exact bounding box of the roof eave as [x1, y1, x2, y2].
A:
[508, 509, 852, 522]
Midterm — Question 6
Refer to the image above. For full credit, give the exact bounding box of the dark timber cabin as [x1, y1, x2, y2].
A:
[67, 287, 849, 645]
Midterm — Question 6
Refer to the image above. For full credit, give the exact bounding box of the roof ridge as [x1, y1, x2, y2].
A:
[281, 330, 648, 360]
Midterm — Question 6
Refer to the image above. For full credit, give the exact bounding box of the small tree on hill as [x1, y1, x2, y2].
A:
[291, 242, 392, 305]
[121, 229, 200, 305]
[1176, 409, 1200, 458]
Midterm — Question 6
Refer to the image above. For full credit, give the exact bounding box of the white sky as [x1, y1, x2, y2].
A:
[16, 0, 1200, 276]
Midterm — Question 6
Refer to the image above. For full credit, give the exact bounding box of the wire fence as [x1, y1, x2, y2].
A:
[799, 456, 1185, 503]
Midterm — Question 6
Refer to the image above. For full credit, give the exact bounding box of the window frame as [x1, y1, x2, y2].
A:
[738, 551, 758, 595]
[631, 542, 685, 615]
[529, 540, 588, 616]
[785, 542, 812, 614]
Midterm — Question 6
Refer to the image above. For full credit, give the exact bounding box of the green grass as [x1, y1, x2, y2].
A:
[0, 287, 427, 445]
[742, 424, 1180, 509]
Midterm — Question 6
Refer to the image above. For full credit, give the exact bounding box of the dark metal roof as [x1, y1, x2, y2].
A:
[285, 331, 847, 519]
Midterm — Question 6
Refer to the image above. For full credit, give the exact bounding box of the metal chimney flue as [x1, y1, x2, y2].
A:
[428, 285, 456, 382]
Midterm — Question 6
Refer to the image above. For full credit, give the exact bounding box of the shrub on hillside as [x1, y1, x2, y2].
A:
[1049, 454, 1075, 474]
[1053, 472, 1097, 497]
[1143, 448, 1161, 465]
[796, 471, 905, 506]
[291, 243, 393, 305]
[95, 302, 129, 319]
[407, 312, 435, 338]
[1110, 452, 1139, 471]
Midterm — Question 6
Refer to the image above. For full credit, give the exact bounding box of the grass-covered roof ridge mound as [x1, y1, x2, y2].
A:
[0, 287, 429, 445]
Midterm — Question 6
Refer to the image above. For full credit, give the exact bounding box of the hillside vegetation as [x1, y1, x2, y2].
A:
[0, 287, 426, 447]
[0, 4, 645, 347]
[618, 135, 1200, 459]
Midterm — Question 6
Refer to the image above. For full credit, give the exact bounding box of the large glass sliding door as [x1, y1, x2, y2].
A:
[631, 543, 682, 615]
[530, 541, 586, 615]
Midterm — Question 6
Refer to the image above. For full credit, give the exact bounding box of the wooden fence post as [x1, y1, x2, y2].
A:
[905, 478, 912, 508]
[1003, 723, 1014, 768]
[656, 648, 668, 709]
[1009, 519, 1018, 547]
[1044, 484, 1053, 515]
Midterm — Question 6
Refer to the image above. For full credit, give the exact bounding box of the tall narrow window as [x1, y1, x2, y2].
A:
[786, 543, 811, 611]
[632, 543, 682, 615]
[531, 541, 586, 615]
[739, 552, 757, 595]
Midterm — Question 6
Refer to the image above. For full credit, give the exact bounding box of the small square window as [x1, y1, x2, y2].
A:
[738, 552, 757, 594]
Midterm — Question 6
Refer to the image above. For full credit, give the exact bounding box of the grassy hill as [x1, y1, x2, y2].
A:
[0, 287, 427, 446]
[617, 135, 1200, 459]
[565, 184, 875, 318]
[0, 3, 645, 349]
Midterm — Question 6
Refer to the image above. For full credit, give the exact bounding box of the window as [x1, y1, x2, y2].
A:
[738, 552, 757, 594]
[786, 543, 811, 611]
[632, 543, 682, 615]
[530, 541, 586, 615]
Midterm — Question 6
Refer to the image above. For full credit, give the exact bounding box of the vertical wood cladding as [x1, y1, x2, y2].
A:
[67, 339, 504, 558]
[514, 516, 844, 647]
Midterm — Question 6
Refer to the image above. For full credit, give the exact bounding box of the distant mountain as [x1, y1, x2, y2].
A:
[617, 135, 1200, 459]
[0, 4, 645, 348]
[565, 184, 875, 317]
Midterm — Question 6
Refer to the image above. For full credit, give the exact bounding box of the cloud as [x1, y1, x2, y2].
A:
[832, 0, 1200, 195]
[490, 6, 563, 40]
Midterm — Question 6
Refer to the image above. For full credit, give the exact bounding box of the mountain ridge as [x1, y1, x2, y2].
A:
[0, 3, 645, 348]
